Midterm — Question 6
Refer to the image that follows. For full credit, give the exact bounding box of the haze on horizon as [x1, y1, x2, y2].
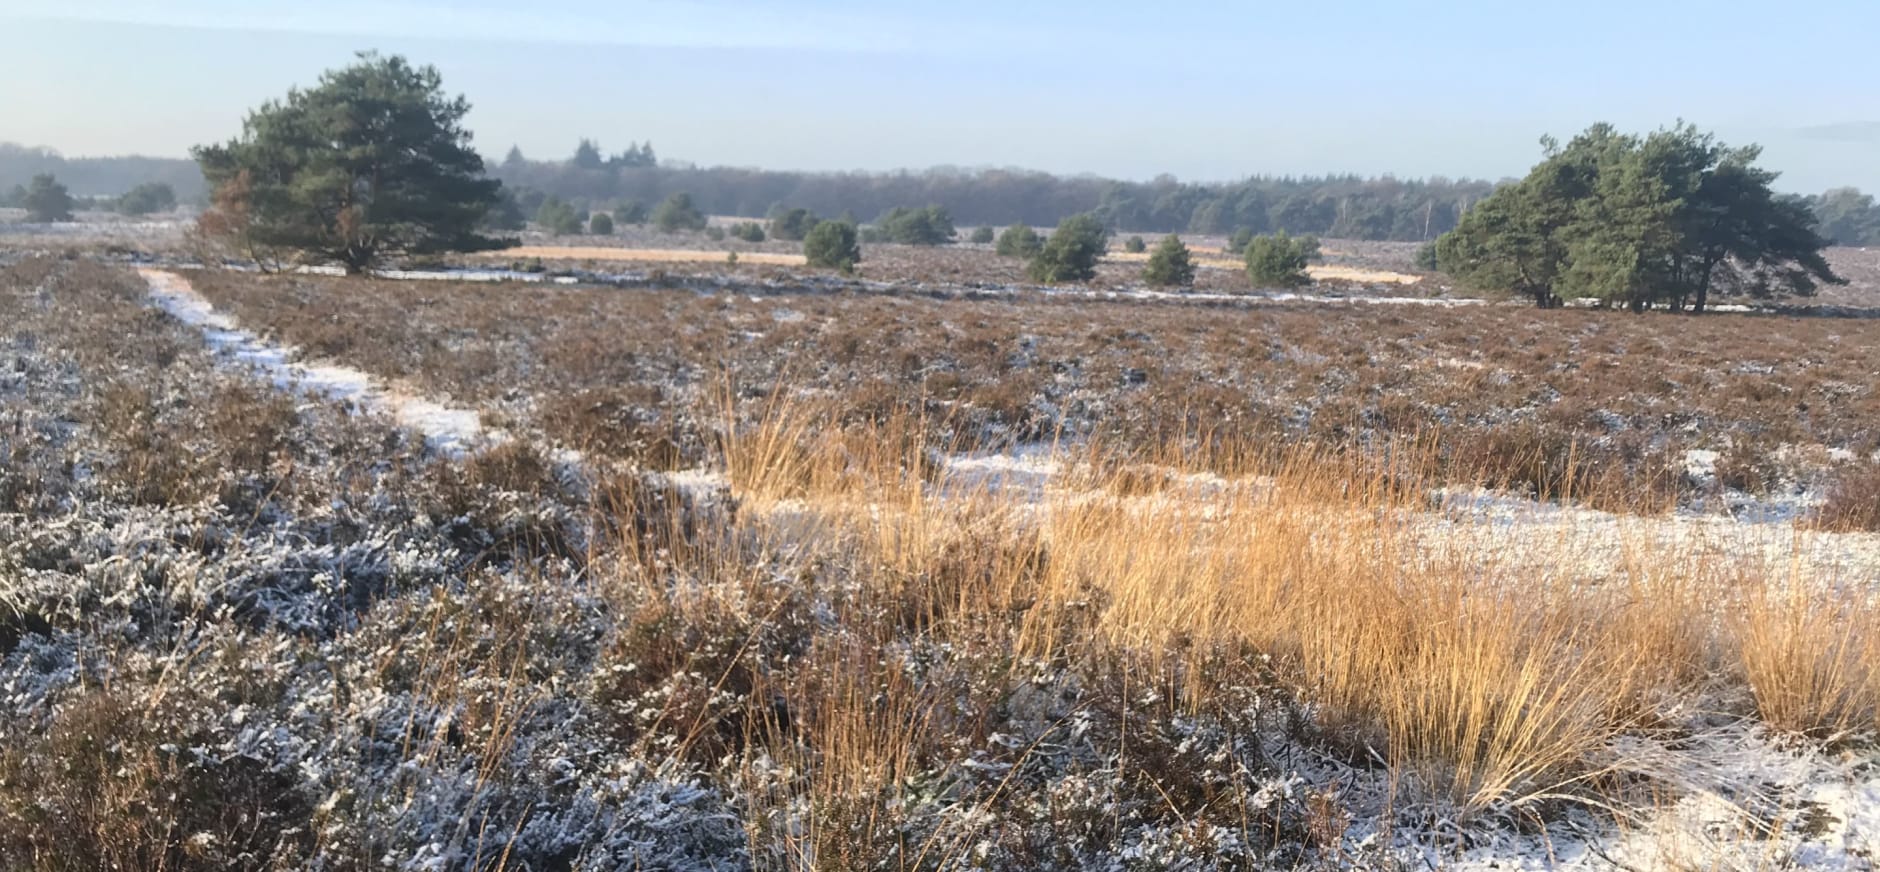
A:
[2, 0, 1877, 193]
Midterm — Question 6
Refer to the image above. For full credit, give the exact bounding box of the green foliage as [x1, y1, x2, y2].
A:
[612, 200, 648, 226]
[875, 204, 956, 245]
[1225, 227, 1256, 255]
[1245, 232, 1314, 287]
[535, 197, 583, 235]
[803, 220, 861, 272]
[767, 207, 819, 241]
[995, 224, 1042, 258]
[572, 138, 605, 170]
[730, 221, 766, 243]
[1123, 235, 1147, 254]
[1027, 213, 1108, 283]
[969, 225, 996, 244]
[1812, 187, 1880, 247]
[703, 225, 725, 241]
[1414, 241, 1439, 271]
[22, 173, 73, 222]
[1437, 122, 1842, 311]
[116, 182, 176, 216]
[609, 141, 657, 169]
[192, 52, 508, 273]
[589, 212, 614, 235]
[652, 192, 708, 233]
[1141, 234, 1196, 287]
[483, 188, 527, 231]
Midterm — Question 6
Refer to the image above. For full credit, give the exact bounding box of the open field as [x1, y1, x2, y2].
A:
[185, 267, 1880, 519]
[5, 256, 1880, 869]
[500, 244, 1427, 286]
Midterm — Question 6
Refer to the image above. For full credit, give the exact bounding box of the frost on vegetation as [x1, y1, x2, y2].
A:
[9, 257, 1880, 869]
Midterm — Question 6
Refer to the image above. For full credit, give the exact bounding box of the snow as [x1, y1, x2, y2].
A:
[139, 268, 502, 456]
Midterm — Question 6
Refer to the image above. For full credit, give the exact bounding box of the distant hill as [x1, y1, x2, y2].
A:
[0, 144, 203, 201]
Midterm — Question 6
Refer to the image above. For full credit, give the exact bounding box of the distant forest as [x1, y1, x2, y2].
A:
[0, 144, 208, 201]
[6, 139, 1879, 246]
[486, 141, 1499, 240]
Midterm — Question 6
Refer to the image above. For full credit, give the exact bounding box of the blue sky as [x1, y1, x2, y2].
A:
[3, 0, 1877, 191]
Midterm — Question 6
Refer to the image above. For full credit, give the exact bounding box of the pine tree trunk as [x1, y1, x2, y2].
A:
[1692, 259, 1717, 314]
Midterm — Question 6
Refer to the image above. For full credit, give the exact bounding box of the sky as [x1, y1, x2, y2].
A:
[2, 0, 1877, 192]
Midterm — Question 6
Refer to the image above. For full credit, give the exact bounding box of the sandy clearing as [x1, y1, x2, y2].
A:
[1104, 250, 1423, 284]
[492, 246, 808, 266]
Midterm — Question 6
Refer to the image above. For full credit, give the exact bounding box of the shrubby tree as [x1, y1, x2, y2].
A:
[1124, 235, 1147, 253]
[1028, 213, 1108, 283]
[589, 212, 614, 235]
[1225, 227, 1255, 255]
[117, 182, 176, 216]
[995, 223, 1042, 258]
[652, 192, 708, 233]
[876, 204, 956, 245]
[1245, 232, 1315, 287]
[535, 197, 582, 235]
[193, 52, 508, 274]
[730, 221, 765, 242]
[22, 174, 74, 222]
[969, 225, 995, 244]
[1438, 122, 1841, 311]
[1812, 187, 1880, 247]
[613, 200, 648, 226]
[512, 187, 547, 216]
[1142, 234, 1196, 287]
[483, 188, 528, 231]
[803, 220, 861, 272]
[768, 207, 819, 241]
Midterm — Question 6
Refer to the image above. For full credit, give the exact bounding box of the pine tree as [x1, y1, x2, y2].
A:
[1142, 235, 1196, 287]
[193, 52, 508, 273]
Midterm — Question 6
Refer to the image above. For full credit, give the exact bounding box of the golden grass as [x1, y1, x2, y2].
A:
[491, 245, 809, 266]
[1737, 574, 1879, 738]
[711, 393, 1880, 822]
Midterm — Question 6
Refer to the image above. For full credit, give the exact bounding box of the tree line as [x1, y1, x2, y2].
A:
[490, 149, 1498, 240]
[8, 129, 1879, 249]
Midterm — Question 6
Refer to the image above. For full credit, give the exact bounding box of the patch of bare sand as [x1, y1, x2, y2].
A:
[493, 245, 808, 266]
[1104, 251, 1422, 284]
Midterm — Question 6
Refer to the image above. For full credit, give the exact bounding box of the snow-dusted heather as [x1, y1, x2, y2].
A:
[8, 256, 1878, 869]
[141, 268, 501, 456]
